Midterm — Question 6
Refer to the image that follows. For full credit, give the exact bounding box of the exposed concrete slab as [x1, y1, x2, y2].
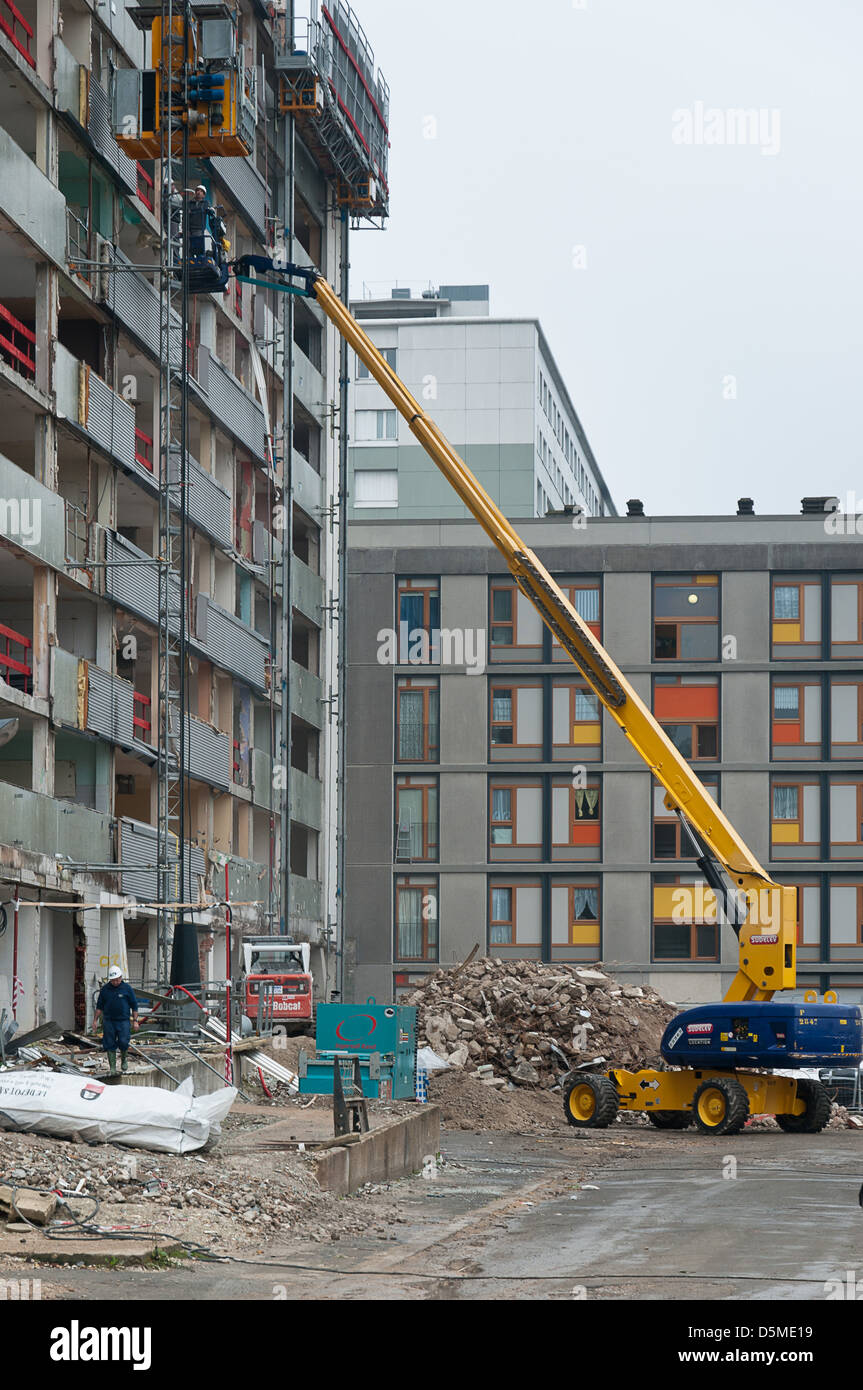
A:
[0, 1229, 186, 1267]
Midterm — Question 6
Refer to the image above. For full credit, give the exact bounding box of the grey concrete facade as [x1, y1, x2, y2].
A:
[346, 509, 863, 1007]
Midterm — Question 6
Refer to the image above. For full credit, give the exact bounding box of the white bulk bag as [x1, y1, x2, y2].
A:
[0, 1071, 236, 1154]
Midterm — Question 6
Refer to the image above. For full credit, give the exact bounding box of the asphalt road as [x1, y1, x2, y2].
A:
[6, 1126, 863, 1300]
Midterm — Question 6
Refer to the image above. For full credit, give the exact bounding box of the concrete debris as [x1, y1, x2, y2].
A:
[0, 1184, 57, 1226]
[405, 958, 677, 1087]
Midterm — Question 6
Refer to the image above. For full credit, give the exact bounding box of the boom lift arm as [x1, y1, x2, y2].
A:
[241, 257, 797, 1003]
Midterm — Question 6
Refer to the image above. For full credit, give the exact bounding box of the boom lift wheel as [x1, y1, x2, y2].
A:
[775, 1079, 832, 1134]
[692, 1076, 749, 1135]
[562, 1072, 619, 1128]
[647, 1109, 693, 1129]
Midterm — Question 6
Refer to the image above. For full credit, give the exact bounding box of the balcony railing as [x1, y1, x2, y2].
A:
[0, 301, 35, 381]
[0, 621, 32, 694]
[0, 0, 35, 67]
[136, 162, 154, 212]
[133, 691, 152, 742]
[134, 427, 154, 474]
[65, 500, 90, 570]
[66, 206, 89, 282]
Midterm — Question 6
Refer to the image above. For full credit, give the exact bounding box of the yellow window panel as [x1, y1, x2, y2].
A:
[772, 823, 800, 844]
[571, 922, 600, 946]
[773, 621, 801, 644]
[573, 724, 601, 745]
[653, 883, 717, 922]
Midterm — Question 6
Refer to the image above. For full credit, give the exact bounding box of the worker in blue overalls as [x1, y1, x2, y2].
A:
[93, 966, 140, 1076]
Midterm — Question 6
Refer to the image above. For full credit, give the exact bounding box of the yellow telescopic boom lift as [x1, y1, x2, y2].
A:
[233, 257, 861, 1137]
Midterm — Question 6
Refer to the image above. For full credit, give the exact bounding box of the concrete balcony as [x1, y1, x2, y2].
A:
[0, 449, 66, 570]
[291, 766, 323, 832]
[119, 817, 207, 904]
[84, 662, 154, 757]
[171, 454, 232, 552]
[208, 155, 268, 241]
[193, 595, 270, 692]
[185, 713, 231, 790]
[191, 348, 268, 466]
[292, 343, 324, 419]
[0, 125, 66, 266]
[54, 343, 137, 474]
[225, 853, 269, 906]
[54, 41, 137, 195]
[102, 246, 180, 369]
[291, 555, 324, 626]
[291, 661, 323, 730]
[289, 873, 322, 927]
[291, 447, 323, 512]
[252, 747, 273, 809]
[0, 779, 113, 865]
[103, 529, 181, 635]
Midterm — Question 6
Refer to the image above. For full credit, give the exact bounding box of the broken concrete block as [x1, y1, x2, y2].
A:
[0, 1185, 57, 1226]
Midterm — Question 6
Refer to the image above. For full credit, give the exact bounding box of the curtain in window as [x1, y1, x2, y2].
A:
[400, 594, 424, 633]
[574, 788, 599, 819]
[398, 888, 424, 957]
[492, 693, 512, 723]
[575, 690, 598, 721]
[774, 586, 799, 620]
[491, 788, 511, 823]
[398, 693, 424, 760]
[574, 588, 599, 623]
[772, 785, 798, 820]
[773, 686, 799, 715]
[490, 887, 512, 943]
[572, 886, 598, 921]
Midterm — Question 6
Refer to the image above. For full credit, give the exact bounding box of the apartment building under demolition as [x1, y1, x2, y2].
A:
[0, 0, 389, 1031]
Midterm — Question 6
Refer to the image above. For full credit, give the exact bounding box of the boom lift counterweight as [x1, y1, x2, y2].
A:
[233, 257, 862, 1137]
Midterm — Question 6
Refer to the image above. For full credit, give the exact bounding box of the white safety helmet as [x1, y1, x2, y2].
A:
[108, 965, 123, 981]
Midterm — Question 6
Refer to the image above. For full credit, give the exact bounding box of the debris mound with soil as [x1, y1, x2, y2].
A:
[406, 958, 678, 1088]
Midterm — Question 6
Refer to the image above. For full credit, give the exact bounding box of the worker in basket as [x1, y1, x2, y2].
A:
[184, 184, 230, 294]
[92, 966, 140, 1077]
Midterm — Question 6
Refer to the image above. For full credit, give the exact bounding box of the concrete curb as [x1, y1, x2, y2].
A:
[0, 1232, 188, 1266]
[313, 1107, 441, 1196]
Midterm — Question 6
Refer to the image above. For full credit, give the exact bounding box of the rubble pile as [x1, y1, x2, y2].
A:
[0, 1122, 409, 1251]
[406, 959, 678, 1087]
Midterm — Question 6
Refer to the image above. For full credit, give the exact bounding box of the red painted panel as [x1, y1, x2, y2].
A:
[654, 684, 718, 720]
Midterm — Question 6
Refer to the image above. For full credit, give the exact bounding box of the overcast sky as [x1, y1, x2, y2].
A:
[347, 0, 863, 516]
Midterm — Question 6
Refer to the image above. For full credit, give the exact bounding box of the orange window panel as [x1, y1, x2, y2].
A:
[773, 722, 802, 745]
[654, 686, 719, 720]
[571, 824, 601, 847]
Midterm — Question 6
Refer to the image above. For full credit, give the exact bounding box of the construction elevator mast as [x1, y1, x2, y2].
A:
[156, 0, 191, 985]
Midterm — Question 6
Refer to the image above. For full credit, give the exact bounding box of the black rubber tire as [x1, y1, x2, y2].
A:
[692, 1076, 749, 1136]
[563, 1073, 619, 1129]
[775, 1079, 832, 1134]
[647, 1109, 694, 1129]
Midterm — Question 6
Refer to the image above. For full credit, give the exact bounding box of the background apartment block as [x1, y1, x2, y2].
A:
[345, 503, 863, 1007]
[0, 0, 388, 1030]
[347, 283, 616, 522]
